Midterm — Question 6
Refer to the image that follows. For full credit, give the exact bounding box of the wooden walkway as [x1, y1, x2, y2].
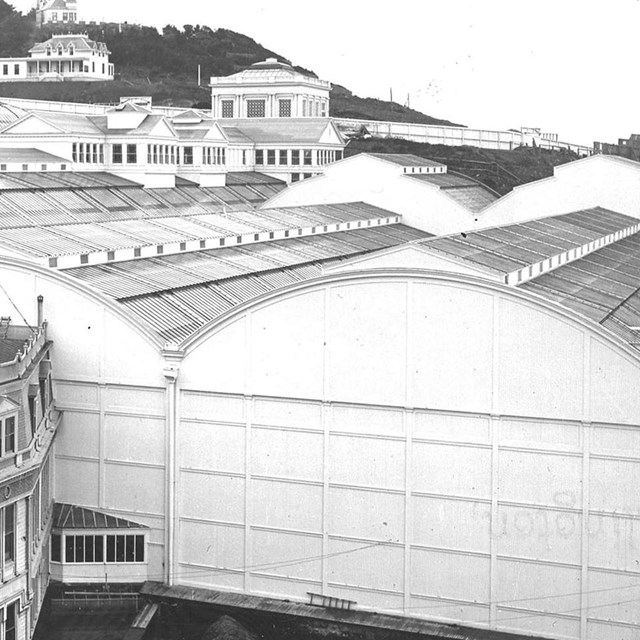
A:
[140, 582, 544, 640]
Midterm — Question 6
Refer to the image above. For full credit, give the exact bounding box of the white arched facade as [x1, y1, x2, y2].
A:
[2, 259, 640, 640]
[176, 271, 640, 640]
[0, 258, 172, 583]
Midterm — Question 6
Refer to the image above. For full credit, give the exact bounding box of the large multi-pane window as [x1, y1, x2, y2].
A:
[279, 150, 288, 165]
[221, 100, 234, 118]
[182, 147, 194, 165]
[1, 602, 16, 640]
[112, 144, 123, 164]
[303, 149, 313, 165]
[0, 503, 15, 573]
[246, 100, 266, 118]
[203, 147, 226, 165]
[255, 150, 264, 165]
[126, 144, 137, 164]
[0, 414, 15, 458]
[52, 533, 145, 564]
[291, 150, 300, 165]
[279, 99, 291, 118]
[267, 150, 276, 166]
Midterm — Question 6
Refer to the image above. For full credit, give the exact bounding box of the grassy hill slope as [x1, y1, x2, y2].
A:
[346, 138, 578, 195]
[0, 3, 460, 125]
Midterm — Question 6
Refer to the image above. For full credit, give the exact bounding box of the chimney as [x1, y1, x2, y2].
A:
[37, 295, 44, 327]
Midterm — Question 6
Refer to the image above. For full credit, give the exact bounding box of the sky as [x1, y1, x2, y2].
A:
[9, 0, 640, 146]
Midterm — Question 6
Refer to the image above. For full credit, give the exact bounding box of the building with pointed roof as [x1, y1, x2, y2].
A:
[0, 34, 113, 83]
[0, 304, 60, 640]
[36, 0, 78, 27]
[2, 90, 640, 640]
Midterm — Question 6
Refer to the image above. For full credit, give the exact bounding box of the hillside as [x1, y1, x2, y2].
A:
[346, 138, 579, 195]
[0, 2, 460, 125]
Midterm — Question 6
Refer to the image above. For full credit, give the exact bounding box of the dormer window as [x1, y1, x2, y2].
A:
[57, 45, 63, 56]
[0, 414, 16, 458]
[46, 46, 52, 57]
[68, 45, 74, 56]
[0, 398, 18, 459]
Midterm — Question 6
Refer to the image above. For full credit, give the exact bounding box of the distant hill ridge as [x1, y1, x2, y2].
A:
[0, 0, 461, 126]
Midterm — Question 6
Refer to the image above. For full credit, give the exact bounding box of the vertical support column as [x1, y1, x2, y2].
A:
[489, 416, 499, 627]
[403, 280, 414, 613]
[98, 384, 106, 508]
[580, 335, 592, 640]
[162, 344, 183, 587]
[489, 294, 501, 628]
[403, 409, 414, 613]
[243, 395, 253, 593]
[321, 401, 331, 593]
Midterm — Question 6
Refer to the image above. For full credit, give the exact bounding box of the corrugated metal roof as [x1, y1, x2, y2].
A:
[518, 230, 640, 351]
[367, 153, 446, 168]
[63, 225, 430, 342]
[0, 148, 67, 164]
[420, 207, 637, 275]
[53, 503, 148, 530]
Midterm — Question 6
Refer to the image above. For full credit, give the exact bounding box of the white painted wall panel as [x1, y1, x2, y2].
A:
[180, 422, 245, 473]
[104, 414, 165, 465]
[412, 496, 491, 554]
[251, 529, 322, 582]
[327, 282, 407, 405]
[332, 405, 404, 437]
[496, 611, 580, 640]
[591, 424, 640, 457]
[329, 435, 405, 490]
[177, 564, 244, 592]
[496, 505, 582, 564]
[327, 540, 403, 592]
[251, 428, 323, 482]
[410, 284, 493, 413]
[251, 479, 322, 532]
[496, 560, 581, 613]
[55, 458, 99, 505]
[590, 339, 640, 425]
[412, 443, 492, 499]
[497, 299, 584, 420]
[54, 382, 98, 410]
[500, 419, 581, 452]
[181, 392, 245, 423]
[587, 620, 640, 640]
[413, 412, 490, 444]
[180, 472, 244, 523]
[499, 451, 582, 508]
[104, 463, 164, 514]
[409, 596, 490, 625]
[103, 386, 165, 417]
[180, 520, 244, 569]
[411, 548, 490, 602]
[180, 318, 248, 392]
[55, 410, 100, 459]
[254, 398, 322, 429]
[589, 514, 640, 572]
[251, 575, 320, 599]
[327, 487, 404, 542]
[250, 291, 325, 399]
[587, 571, 640, 625]
[590, 458, 640, 515]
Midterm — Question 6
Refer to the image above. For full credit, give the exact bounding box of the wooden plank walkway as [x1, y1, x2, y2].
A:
[140, 582, 544, 640]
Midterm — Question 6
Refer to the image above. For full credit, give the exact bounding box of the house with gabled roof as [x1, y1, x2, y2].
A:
[36, 0, 78, 27]
[0, 34, 113, 83]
